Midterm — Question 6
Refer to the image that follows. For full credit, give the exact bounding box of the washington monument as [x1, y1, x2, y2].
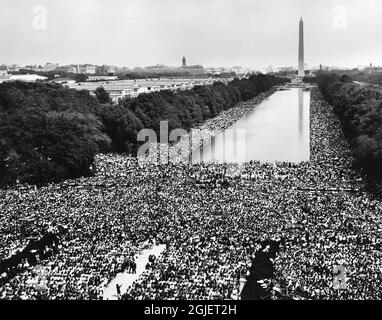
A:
[298, 17, 304, 77]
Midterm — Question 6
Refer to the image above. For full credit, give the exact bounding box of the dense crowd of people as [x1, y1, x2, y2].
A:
[0, 88, 381, 300]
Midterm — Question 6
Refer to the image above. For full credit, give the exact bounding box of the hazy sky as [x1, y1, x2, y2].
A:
[1, 0, 382, 68]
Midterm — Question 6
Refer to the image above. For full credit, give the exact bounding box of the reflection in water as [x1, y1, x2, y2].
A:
[192, 88, 310, 163]
[298, 88, 304, 138]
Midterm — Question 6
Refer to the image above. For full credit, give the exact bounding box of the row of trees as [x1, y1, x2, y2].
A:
[0, 74, 288, 186]
[0, 82, 110, 185]
[318, 74, 382, 191]
[312, 68, 382, 86]
[99, 74, 289, 155]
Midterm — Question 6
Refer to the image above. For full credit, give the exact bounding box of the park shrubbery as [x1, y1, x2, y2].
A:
[0, 74, 288, 186]
[318, 74, 382, 190]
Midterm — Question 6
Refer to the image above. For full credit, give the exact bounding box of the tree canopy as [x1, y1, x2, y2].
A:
[318, 74, 382, 190]
[0, 74, 288, 186]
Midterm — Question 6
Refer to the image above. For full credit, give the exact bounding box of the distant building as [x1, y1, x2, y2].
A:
[364, 65, 382, 74]
[205, 67, 236, 75]
[0, 68, 11, 83]
[50, 77, 76, 85]
[24, 65, 43, 72]
[265, 65, 274, 74]
[9, 74, 48, 82]
[69, 65, 78, 73]
[67, 77, 216, 103]
[55, 65, 78, 73]
[182, 56, 187, 66]
[82, 64, 96, 74]
[77, 64, 96, 74]
[44, 63, 59, 72]
[96, 65, 116, 75]
[100, 65, 116, 75]
[8, 64, 20, 72]
[232, 66, 243, 75]
[87, 75, 118, 82]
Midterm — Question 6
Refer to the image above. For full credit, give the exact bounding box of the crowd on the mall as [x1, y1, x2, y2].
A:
[0, 87, 381, 300]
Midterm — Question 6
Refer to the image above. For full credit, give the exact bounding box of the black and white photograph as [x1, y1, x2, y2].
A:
[0, 0, 381, 313]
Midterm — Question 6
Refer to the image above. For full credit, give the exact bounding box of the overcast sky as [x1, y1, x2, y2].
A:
[1, 0, 382, 68]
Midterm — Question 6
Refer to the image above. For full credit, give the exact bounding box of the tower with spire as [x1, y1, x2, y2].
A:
[182, 56, 186, 67]
[298, 17, 304, 77]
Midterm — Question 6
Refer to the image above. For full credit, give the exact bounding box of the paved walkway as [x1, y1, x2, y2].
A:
[102, 244, 166, 300]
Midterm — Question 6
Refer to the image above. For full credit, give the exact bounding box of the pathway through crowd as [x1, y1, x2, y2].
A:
[102, 244, 166, 300]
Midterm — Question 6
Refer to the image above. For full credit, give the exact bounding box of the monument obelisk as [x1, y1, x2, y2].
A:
[298, 17, 304, 77]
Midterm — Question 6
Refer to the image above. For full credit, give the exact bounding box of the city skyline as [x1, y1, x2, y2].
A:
[1, 0, 382, 69]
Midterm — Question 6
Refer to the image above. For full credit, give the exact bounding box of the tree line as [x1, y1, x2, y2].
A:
[318, 74, 382, 192]
[311, 68, 382, 86]
[0, 74, 288, 186]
